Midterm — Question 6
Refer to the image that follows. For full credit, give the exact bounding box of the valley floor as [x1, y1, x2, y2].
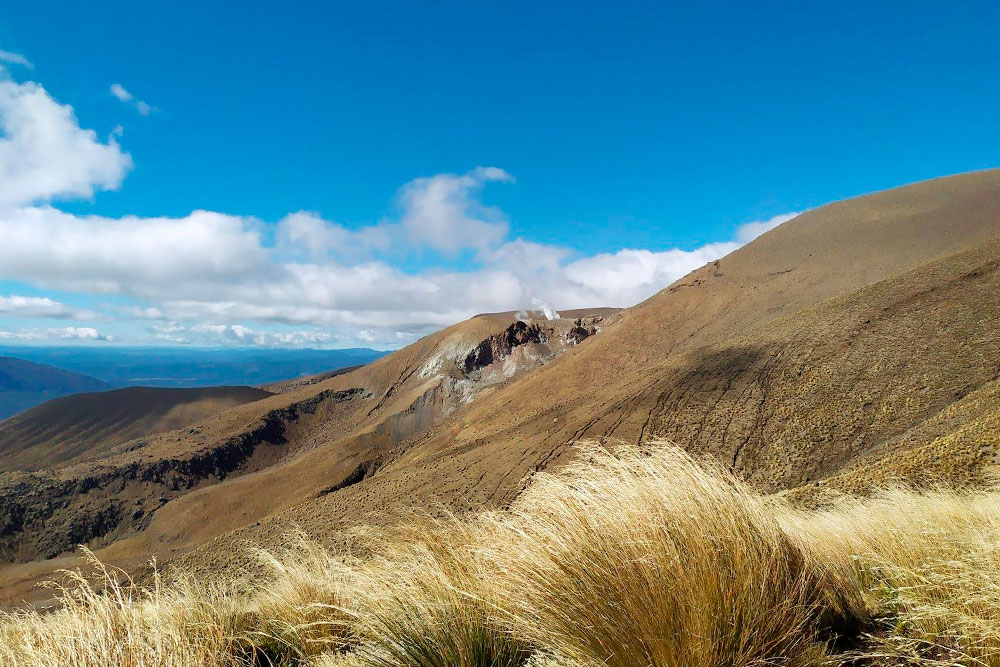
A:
[1, 443, 998, 666]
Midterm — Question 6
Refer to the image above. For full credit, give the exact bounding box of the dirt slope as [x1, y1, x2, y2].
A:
[0, 386, 274, 473]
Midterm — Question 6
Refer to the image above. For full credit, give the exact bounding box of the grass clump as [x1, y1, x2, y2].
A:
[3, 443, 1000, 665]
[344, 522, 533, 667]
[788, 488, 1000, 664]
[0, 549, 244, 666]
[483, 445, 858, 667]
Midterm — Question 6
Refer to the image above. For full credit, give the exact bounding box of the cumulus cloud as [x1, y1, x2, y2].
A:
[0, 295, 99, 320]
[0, 50, 32, 69]
[0, 66, 802, 348]
[560, 244, 738, 307]
[110, 83, 152, 115]
[398, 167, 513, 253]
[275, 167, 514, 259]
[116, 213, 797, 331]
[0, 207, 273, 296]
[0, 326, 109, 341]
[277, 211, 392, 259]
[0, 72, 132, 208]
[543, 214, 796, 307]
[0, 202, 798, 345]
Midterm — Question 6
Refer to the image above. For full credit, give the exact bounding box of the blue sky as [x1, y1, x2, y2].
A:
[0, 1, 997, 348]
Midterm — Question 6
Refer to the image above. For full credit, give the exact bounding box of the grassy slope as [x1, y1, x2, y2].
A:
[0, 310, 617, 605]
[2, 446, 999, 666]
[0, 386, 274, 472]
[6, 171, 1000, 662]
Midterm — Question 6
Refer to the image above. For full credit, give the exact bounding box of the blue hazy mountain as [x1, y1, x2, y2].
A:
[0, 346, 386, 391]
[0, 356, 111, 420]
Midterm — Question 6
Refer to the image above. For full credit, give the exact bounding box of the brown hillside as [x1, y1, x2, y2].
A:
[0, 308, 617, 603]
[164, 169, 1000, 573]
[0, 386, 273, 473]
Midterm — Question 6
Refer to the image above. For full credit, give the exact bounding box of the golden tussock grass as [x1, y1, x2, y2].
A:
[2, 443, 1000, 666]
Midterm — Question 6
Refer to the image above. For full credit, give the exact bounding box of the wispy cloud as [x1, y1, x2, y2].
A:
[0, 50, 32, 69]
[110, 83, 152, 115]
[0, 326, 110, 342]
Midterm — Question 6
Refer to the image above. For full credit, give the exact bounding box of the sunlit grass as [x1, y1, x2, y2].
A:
[2, 443, 1000, 666]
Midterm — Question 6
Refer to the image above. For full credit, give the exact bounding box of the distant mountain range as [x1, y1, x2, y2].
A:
[0, 346, 385, 421]
[0, 346, 385, 388]
[0, 357, 110, 420]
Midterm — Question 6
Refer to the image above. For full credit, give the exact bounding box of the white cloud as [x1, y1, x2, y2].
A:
[397, 167, 513, 253]
[122, 305, 165, 319]
[110, 83, 152, 115]
[149, 321, 353, 348]
[276, 167, 514, 259]
[109, 83, 132, 102]
[0, 207, 273, 296]
[0, 203, 799, 343]
[0, 326, 109, 341]
[0, 295, 99, 320]
[542, 214, 797, 307]
[560, 243, 739, 306]
[0, 72, 132, 208]
[277, 211, 392, 259]
[0, 50, 32, 69]
[734, 212, 799, 243]
[196, 323, 336, 347]
[0, 67, 804, 348]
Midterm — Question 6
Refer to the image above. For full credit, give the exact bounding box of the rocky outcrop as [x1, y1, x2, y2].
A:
[563, 317, 605, 345]
[317, 459, 381, 496]
[461, 321, 547, 374]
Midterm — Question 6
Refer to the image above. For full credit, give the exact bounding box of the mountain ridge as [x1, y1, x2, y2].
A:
[0, 385, 275, 473]
[165, 168, 1000, 576]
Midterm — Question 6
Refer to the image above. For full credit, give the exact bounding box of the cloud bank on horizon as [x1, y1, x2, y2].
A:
[0, 56, 797, 349]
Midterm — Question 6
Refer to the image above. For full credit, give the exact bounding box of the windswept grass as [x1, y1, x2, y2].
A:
[482, 446, 857, 667]
[2, 443, 1000, 666]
